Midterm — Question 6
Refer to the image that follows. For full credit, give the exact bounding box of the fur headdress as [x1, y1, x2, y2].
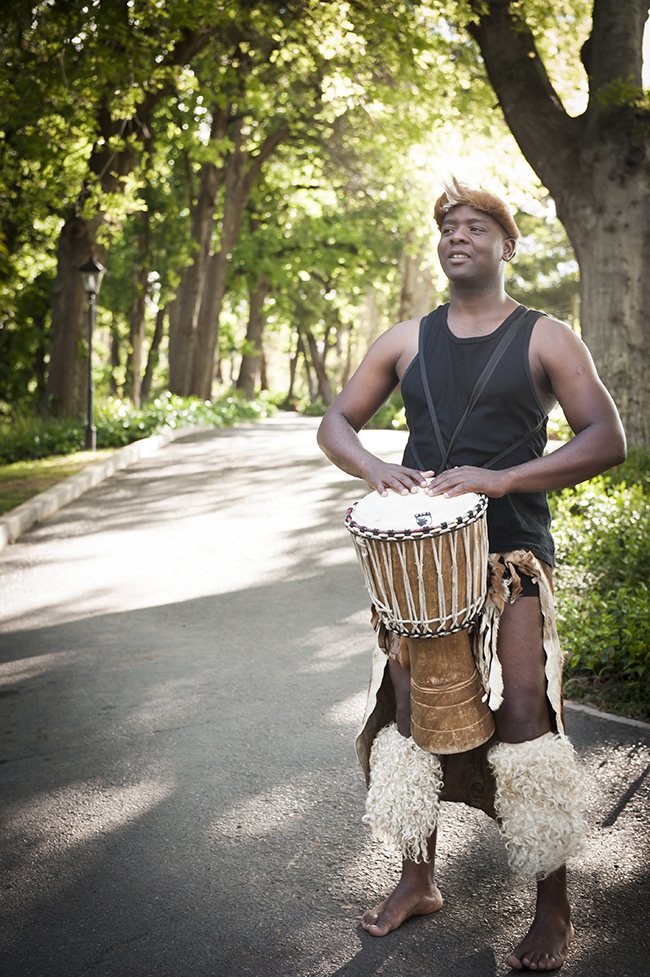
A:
[434, 177, 520, 241]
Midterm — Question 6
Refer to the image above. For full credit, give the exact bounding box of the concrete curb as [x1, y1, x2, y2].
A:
[0, 424, 202, 551]
[565, 699, 650, 730]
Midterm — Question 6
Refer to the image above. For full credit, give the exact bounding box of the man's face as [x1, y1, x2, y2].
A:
[437, 205, 515, 285]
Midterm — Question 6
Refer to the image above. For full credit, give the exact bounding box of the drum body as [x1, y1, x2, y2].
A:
[346, 487, 494, 753]
[407, 630, 495, 753]
[345, 488, 488, 638]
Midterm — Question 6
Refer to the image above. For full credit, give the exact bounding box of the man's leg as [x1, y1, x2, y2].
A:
[361, 657, 443, 936]
[492, 595, 580, 971]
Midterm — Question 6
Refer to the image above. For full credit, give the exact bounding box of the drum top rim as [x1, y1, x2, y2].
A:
[345, 492, 487, 541]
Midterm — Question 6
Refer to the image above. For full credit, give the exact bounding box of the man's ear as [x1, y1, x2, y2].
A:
[502, 237, 517, 262]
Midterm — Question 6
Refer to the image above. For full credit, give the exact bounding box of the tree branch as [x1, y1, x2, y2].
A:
[243, 125, 291, 195]
[466, 0, 581, 186]
[136, 27, 216, 121]
[582, 0, 649, 93]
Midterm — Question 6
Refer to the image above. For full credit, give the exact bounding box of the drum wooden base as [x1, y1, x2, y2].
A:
[407, 629, 495, 754]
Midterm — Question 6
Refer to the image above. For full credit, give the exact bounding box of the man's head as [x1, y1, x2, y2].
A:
[434, 177, 520, 243]
[434, 178, 519, 288]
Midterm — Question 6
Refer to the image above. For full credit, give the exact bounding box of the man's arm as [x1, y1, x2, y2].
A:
[427, 317, 626, 498]
[317, 320, 433, 496]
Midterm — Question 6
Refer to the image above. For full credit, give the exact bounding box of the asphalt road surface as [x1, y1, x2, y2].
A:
[1, 415, 649, 977]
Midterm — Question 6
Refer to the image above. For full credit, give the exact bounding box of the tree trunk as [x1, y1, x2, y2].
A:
[260, 350, 268, 392]
[190, 120, 289, 399]
[168, 107, 228, 396]
[190, 129, 249, 399]
[399, 229, 436, 321]
[45, 215, 107, 417]
[467, 0, 650, 447]
[124, 209, 151, 407]
[167, 160, 222, 395]
[285, 337, 300, 404]
[303, 325, 334, 405]
[109, 319, 121, 396]
[141, 305, 166, 402]
[341, 287, 381, 389]
[236, 274, 269, 399]
[124, 264, 148, 408]
[297, 334, 315, 402]
[339, 322, 355, 390]
[562, 178, 650, 446]
[33, 310, 48, 413]
[192, 238, 231, 399]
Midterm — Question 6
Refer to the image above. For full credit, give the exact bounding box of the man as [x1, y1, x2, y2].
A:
[317, 178, 626, 971]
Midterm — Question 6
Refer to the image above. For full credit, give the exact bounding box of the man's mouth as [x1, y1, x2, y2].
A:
[448, 251, 470, 259]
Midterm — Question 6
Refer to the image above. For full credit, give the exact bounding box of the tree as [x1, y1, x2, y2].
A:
[167, 0, 456, 400]
[235, 272, 270, 400]
[507, 210, 580, 324]
[0, 272, 52, 412]
[188, 115, 289, 399]
[45, 7, 214, 417]
[3, 1, 604, 421]
[1, 1, 223, 417]
[166, 102, 229, 398]
[465, 0, 650, 448]
[3, 0, 458, 412]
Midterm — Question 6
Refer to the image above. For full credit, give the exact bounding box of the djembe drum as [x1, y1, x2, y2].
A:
[345, 487, 495, 754]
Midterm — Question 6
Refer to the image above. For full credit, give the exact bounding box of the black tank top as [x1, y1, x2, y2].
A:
[400, 303, 555, 565]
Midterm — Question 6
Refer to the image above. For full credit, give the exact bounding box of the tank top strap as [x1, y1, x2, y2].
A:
[417, 308, 448, 465]
[418, 304, 528, 470]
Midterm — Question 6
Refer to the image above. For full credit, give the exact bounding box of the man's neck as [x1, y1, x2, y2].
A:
[447, 285, 518, 337]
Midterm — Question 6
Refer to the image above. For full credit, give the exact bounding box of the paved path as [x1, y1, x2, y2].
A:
[0, 415, 649, 977]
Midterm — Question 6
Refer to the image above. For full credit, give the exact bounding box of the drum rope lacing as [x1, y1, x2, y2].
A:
[353, 528, 486, 637]
[346, 497, 488, 639]
[344, 496, 487, 542]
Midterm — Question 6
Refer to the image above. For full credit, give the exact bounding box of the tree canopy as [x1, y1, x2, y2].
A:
[1, 0, 647, 447]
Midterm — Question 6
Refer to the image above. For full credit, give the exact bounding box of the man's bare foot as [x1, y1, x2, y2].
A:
[506, 915, 574, 971]
[361, 878, 443, 937]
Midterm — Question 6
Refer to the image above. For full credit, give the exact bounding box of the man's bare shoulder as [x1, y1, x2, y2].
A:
[532, 315, 586, 349]
[531, 312, 571, 335]
[530, 313, 608, 417]
[361, 315, 420, 367]
[531, 314, 592, 362]
[380, 315, 421, 343]
[376, 316, 421, 377]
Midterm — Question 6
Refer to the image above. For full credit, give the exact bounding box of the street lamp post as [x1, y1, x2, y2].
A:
[79, 257, 106, 451]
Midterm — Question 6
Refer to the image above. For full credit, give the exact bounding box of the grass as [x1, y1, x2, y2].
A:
[0, 391, 277, 514]
[563, 675, 650, 724]
[0, 451, 114, 515]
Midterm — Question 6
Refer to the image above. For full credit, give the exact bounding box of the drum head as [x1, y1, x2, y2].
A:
[346, 486, 486, 539]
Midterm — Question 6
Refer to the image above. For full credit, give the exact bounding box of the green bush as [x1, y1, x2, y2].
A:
[551, 454, 650, 719]
[0, 414, 85, 463]
[0, 392, 274, 464]
[546, 404, 573, 442]
[296, 392, 406, 428]
[365, 392, 407, 430]
[300, 398, 329, 417]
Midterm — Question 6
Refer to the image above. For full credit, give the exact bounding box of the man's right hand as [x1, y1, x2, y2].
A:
[361, 461, 435, 497]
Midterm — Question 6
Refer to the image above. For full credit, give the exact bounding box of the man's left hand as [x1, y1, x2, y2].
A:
[425, 466, 510, 498]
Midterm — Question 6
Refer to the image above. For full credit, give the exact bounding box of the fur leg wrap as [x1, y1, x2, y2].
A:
[363, 722, 443, 863]
[488, 732, 587, 878]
